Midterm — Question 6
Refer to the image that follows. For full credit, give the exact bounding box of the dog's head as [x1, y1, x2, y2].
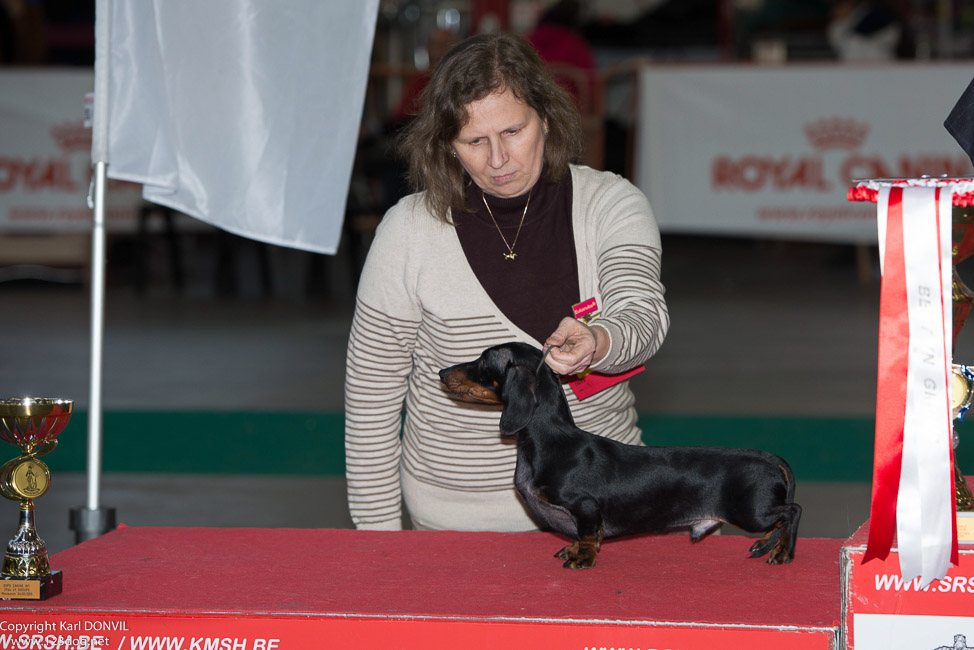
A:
[438, 342, 544, 435]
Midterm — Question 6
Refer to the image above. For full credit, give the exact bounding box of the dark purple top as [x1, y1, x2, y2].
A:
[455, 172, 580, 343]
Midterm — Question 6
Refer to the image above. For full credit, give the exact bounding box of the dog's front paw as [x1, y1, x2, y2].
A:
[556, 541, 598, 569]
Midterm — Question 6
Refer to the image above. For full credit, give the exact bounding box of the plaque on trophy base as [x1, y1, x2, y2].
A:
[959, 511, 974, 543]
[0, 570, 61, 600]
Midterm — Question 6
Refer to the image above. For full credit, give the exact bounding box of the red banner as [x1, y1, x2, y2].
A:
[0, 611, 836, 650]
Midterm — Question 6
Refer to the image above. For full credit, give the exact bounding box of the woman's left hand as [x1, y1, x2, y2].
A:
[543, 317, 609, 376]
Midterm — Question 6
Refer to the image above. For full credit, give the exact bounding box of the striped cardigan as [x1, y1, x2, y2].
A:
[344, 165, 669, 531]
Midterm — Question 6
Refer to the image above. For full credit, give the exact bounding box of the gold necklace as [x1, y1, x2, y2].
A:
[482, 190, 531, 261]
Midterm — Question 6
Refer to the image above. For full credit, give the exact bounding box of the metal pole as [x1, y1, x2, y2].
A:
[69, 162, 116, 544]
[87, 161, 106, 512]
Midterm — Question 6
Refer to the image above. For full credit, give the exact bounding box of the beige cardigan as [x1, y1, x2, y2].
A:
[344, 165, 669, 531]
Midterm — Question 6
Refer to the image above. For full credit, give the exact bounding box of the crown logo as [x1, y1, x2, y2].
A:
[804, 117, 868, 150]
[50, 121, 91, 153]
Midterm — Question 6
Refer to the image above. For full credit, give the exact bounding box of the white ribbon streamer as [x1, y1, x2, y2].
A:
[896, 186, 954, 587]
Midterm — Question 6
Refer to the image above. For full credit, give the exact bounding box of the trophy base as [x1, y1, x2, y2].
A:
[0, 570, 61, 600]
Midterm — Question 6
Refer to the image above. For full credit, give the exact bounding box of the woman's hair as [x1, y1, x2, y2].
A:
[398, 32, 583, 222]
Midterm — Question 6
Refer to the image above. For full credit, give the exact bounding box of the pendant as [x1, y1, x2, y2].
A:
[504, 252, 517, 260]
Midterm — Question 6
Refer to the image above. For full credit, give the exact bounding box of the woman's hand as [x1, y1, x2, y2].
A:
[543, 317, 609, 376]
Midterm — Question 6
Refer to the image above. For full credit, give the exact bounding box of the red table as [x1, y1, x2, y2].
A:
[0, 526, 844, 649]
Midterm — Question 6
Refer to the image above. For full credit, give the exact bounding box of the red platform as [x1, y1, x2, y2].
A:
[841, 520, 974, 650]
[0, 526, 843, 649]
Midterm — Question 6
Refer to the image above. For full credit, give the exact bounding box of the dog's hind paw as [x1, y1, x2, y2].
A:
[556, 542, 598, 569]
[748, 539, 770, 557]
[748, 527, 780, 558]
[767, 546, 795, 565]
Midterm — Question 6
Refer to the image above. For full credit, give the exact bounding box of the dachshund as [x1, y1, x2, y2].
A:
[438, 342, 802, 569]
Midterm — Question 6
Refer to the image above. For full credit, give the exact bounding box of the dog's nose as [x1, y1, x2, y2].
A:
[438, 368, 448, 382]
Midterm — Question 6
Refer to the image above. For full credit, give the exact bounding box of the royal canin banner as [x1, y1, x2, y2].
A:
[0, 70, 144, 233]
[635, 63, 974, 243]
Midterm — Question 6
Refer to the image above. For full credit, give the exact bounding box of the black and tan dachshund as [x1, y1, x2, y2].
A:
[439, 342, 802, 569]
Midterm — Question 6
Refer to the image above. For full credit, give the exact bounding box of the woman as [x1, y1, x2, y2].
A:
[344, 32, 668, 531]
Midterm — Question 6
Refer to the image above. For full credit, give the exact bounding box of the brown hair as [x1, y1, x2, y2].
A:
[397, 32, 583, 222]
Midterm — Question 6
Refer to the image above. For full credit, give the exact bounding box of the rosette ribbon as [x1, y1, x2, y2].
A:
[864, 184, 959, 586]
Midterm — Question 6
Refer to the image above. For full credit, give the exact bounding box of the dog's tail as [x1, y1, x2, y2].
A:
[780, 460, 797, 504]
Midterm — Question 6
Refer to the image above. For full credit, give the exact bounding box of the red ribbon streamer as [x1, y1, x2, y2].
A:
[864, 187, 909, 563]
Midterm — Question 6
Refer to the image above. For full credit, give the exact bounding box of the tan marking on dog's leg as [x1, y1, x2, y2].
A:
[767, 523, 789, 565]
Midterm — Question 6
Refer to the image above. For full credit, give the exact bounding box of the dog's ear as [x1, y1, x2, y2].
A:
[498, 364, 537, 435]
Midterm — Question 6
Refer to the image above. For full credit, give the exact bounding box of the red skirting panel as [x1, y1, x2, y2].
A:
[842, 520, 974, 649]
[0, 527, 843, 649]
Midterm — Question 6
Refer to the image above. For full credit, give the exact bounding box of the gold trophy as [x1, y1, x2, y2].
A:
[0, 397, 72, 599]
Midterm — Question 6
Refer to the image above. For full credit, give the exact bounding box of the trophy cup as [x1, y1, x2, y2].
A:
[0, 397, 72, 599]
[949, 202, 974, 511]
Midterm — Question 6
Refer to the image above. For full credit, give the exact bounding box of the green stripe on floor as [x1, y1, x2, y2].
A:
[638, 414, 877, 482]
[40, 410, 974, 483]
[46, 411, 347, 476]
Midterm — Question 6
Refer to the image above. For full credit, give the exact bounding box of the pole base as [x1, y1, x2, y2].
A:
[69, 506, 117, 545]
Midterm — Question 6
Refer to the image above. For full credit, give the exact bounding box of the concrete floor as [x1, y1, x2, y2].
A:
[0, 230, 921, 556]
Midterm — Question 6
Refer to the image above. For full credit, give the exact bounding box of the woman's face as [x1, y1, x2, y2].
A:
[452, 87, 546, 199]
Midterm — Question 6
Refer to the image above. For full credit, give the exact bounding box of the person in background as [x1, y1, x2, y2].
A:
[527, 0, 597, 110]
[392, 27, 458, 123]
[344, 32, 668, 531]
[360, 28, 458, 219]
[827, 0, 906, 60]
[0, 0, 45, 64]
